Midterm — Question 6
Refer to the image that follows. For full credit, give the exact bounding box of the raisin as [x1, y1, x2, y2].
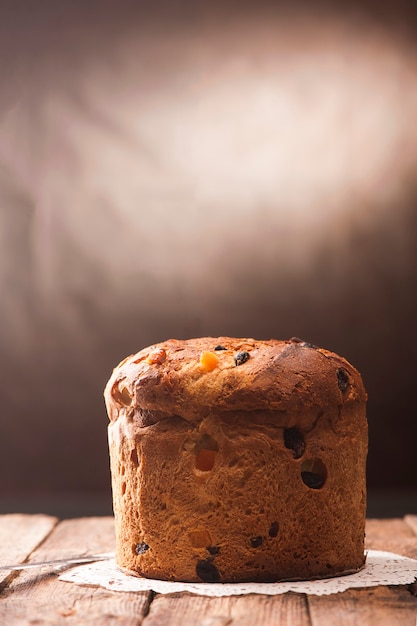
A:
[289, 338, 317, 348]
[134, 542, 150, 555]
[249, 536, 263, 548]
[234, 351, 250, 366]
[214, 345, 227, 351]
[207, 546, 220, 555]
[301, 458, 327, 489]
[284, 427, 305, 459]
[301, 471, 325, 489]
[196, 559, 220, 582]
[337, 368, 350, 393]
[268, 521, 279, 538]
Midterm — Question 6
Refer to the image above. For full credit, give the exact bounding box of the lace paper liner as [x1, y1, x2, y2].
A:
[59, 550, 417, 596]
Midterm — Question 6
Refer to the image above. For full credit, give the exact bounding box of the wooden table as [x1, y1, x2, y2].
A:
[0, 515, 416, 625]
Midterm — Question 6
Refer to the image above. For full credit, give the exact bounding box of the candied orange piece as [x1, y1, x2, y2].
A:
[147, 348, 167, 364]
[199, 351, 219, 371]
[188, 528, 212, 548]
[195, 449, 217, 471]
[111, 381, 132, 406]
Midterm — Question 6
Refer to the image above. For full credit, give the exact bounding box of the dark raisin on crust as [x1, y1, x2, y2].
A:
[196, 559, 221, 582]
[234, 351, 250, 366]
[337, 367, 350, 392]
[289, 337, 318, 348]
[134, 542, 150, 555]
[214, 345, 227, 351]
[301, 458, 327, 489]
[249, 536, 263, 548]
[268, 521, 279, 538]
[301, 471, 326, 489]
[284, 427, 305, 459]
[207, 546, 220, 555]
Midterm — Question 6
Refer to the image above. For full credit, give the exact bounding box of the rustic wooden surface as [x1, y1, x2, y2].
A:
[0, 515, 416, 625]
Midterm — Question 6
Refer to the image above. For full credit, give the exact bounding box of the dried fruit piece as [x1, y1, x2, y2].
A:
[195, 434, 219, 471]
[182, 438, 195, 451]
[147, 348, 167, 365]
[188, 529, 212, 548]
[207, 546, 220, 555]
[249, 536, 263, 548]
[200, 351, 220, 371]
[134, 542, 149, 555]
[301, 472, 325, 489]
[284, 427, 305, 459]
[196, 559, 220, 582]
[301, 458, 327, 489]
[234, 351, 250, 366]
[290, 337, 317, 348]
[111, 381, 132, 407]
[337, 368, 350, 393]
[268, 521, 279, 538]
[214, 345, 227, 351]
[195, 449, 217, 471]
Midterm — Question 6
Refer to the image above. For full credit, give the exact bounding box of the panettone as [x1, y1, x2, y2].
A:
[104, 337, 368, 582]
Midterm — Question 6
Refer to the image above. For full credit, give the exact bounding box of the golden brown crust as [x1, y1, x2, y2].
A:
[104, 337, 367, 424]
[105, 336, 368, 583]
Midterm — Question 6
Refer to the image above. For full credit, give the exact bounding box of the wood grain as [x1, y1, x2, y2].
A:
[142, 591, 311, 626]
[0, 514, 57, 587]
[365, 517, 417, 559]
[0, 516, 150, 626]
[308, 586, 417, 626]
[0, 515, 417, 625]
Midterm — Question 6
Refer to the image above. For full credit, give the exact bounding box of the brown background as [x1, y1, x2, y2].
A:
[0, 0, 416, 517]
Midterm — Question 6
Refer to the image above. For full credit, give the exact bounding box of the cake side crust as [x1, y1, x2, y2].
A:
[108, 401, 367, 583]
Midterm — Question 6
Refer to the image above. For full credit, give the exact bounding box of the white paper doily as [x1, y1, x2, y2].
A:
[59, 550, 417, 596]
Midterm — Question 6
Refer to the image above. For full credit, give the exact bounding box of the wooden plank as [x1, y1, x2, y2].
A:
[365, 518, 417, 559]
[1, 515, 416, 625]
[142, 592, 311, 626]
[308, 586, 417, 626]
[0, 514, 57, 587]
[0, 516, 150, 626]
